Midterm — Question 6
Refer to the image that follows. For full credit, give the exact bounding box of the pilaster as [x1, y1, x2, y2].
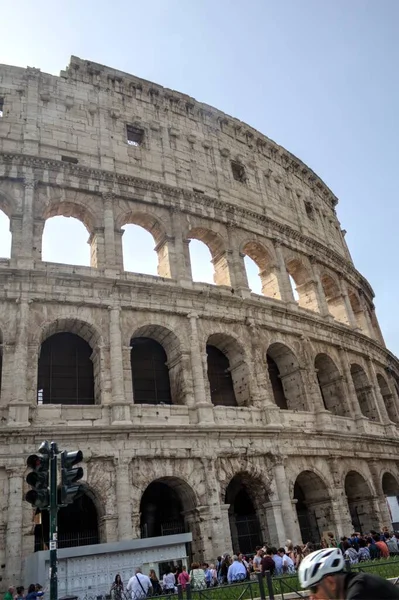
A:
[115, 457, 133, 540]
[8, 298, 31, 427]
[187, 313, 214, 424]
[5, 467, 25, 584]
[108, 306, 131, 424]
[274, 461, 302, 544]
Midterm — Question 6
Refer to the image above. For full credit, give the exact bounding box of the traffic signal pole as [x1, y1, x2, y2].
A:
[49, 442, 58, 600]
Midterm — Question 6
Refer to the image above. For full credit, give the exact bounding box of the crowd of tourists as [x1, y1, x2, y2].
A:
[3, 584, 44, 600]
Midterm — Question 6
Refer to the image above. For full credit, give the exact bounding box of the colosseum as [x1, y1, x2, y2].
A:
[0, 55, 399, 587]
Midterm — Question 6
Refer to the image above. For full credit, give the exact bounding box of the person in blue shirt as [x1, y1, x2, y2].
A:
[271, 547, 283, 576]
[227, 556, 247, 583]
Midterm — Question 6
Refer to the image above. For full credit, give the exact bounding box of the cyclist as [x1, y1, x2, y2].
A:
[298, 547, 399, 599]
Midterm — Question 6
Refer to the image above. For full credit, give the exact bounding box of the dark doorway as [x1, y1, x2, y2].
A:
[267, 354, 288, 409]
[35, 494, 99, 551]
[37, 333, 95, 405]
[226, 476, 262, 554]
[206, 344, 237, 406]
[131, 337, 172, 404]
[140, 481, 185, 538]
[294, 481, 320, 544]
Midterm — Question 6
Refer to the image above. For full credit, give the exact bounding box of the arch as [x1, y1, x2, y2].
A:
[130, 337, 171, 404]
[206, 333, 250, 407]
[286, 258, 319, 312]
[377, 374, 398, 423]
[320, 274, 347, 324]
[315, 353, 349, 416]
[0, 208, 11, 259]
[37, 332, 95, 405]
[130, 325, 184, 405]
[242, 241, 281, 299]
[120, 211, 172, 278]
[350, 364, 379, 421]
[225, 473, 266, 554]
[43, 201, 97, 234]
[35, 490, 100, 551]
[382, 472, 399, 497]
[187, 227, 231, 286]
[348, 291, 368, 334]
[294, 471, 335, 544]
[39, 317, 102, 348]
[140, 476, 200, 560]
[266, 342, 308, 411]
[344, 471, 375, 534]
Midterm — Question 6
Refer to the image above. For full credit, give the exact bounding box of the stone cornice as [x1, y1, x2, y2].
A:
[0, 152, 375, 301]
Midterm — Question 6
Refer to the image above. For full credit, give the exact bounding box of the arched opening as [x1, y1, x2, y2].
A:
[266, 343, 307, 411]
[130, 337, 171, 404]
[189, 239, 215, 284]
[377, 374, 398, 423]
[122, 224, 158, 276]
[225, 474, 264, 554]
[0, 209, 11, 258]
[37, 332, 95, 405]
[382, 473, 399, 529]
[42, 216, 91, 266]
[140, 477, 200, 560]
[321, 274, 347, 324]
[206, 334, 250, 407]
[344, 471, 375, 534]
[348, 291, 368, 334]
[188, 227, 231, 286]
[286, 258, 318, 311]
[294, 471, 334, 544]
[242, 241, 280, 299]
[120, 213, 171, 278]
[350, 364, 379, 421]
[35, 493, 99, 551]
[315, 353, 349, 416]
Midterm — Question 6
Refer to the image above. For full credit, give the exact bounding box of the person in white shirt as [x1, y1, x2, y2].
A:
[126, 568, 152, 600]
[162, 567, 176, 594]
[278, 548, 296, 573]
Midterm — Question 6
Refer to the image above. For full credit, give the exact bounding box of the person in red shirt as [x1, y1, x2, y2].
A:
[373, 533, 390, 558]
[178, 566, 190, 590]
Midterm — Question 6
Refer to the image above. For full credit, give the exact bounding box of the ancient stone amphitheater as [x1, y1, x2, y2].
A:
[0, 56, 399, 584]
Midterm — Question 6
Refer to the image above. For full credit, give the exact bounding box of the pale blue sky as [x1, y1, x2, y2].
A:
[0, 0, 398, 353]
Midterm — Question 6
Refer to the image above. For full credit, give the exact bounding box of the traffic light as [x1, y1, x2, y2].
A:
[60, 450, 84, 505]
[25, 441, 50, 509]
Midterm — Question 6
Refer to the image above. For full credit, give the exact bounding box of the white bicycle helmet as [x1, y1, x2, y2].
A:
[299, 548, 345, 588]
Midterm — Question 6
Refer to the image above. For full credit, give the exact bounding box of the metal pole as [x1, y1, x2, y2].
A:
[256, 572, 267, 600]
[265, 570, 275, 600]
[49, 442, 58, 600]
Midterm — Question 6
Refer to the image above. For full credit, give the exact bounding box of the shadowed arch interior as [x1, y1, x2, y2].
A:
[344, 471, 375, 534]
[377, 374, 398, 423]
[315, 353, 349, 416]
[131, 337, 171, 404]
[294, 471, 334, 544]
[37, 332, 95, 405]
[350, 364, 379, 421]
[382, 473, 399, 497]
[266, 343, 307, 411]
[225, 473, 264, 554]
[35, 492, 99, 551]
[206, 333, 250, 407]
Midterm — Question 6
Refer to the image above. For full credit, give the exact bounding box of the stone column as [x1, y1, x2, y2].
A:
[5, 467, 24, 584]
[247, 319, 281, 426]
[103, 193, 122, 272]
[169, 209, 192, 284]
[274, 462, 302, 544]
[17, 176, 36, 267]
[273, 242, 295, 303]
[359, 293, 375, 339]
[366, 358, 392, 428]
[328, 459, 353, 538]
[340, 281, 358, 329]
[115, 457, 133, 540]
[23, 67, 40, 155]
[8, 298, 30, 426]
[108, 306, 131, 424]
[368, 461, 392, 528]
[187, 313, 214, 424]
[200, 459, 232, 558]
[263, 500, 286, 547]
[338, 347, 367, 427]
[226, 224, 251, 296]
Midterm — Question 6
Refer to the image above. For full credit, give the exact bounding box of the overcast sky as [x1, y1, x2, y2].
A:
[0, 0, 398, 355]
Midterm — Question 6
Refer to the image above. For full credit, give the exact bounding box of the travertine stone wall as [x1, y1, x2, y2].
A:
[0, 57, 399, 587]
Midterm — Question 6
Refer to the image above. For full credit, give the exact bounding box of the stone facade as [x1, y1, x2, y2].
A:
[0, 56, 399, 587]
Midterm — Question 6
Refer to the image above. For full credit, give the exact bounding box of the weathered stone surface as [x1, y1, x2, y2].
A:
[0, 57, 398, 588]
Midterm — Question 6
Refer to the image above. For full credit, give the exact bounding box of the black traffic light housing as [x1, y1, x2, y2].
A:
[60, 450, 84, 505]
[25, 440, 50, 509]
